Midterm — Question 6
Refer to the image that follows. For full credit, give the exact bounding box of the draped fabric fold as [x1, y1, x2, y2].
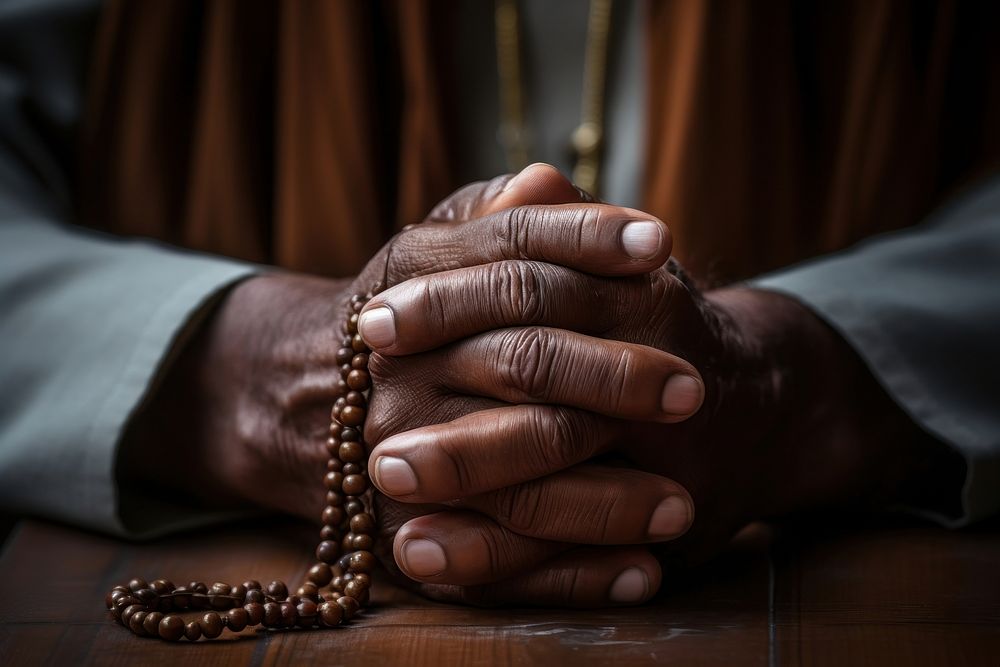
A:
[79, 0, 999, 282]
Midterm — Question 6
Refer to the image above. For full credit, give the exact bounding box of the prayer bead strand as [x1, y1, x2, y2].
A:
[105, 285, 382, 640]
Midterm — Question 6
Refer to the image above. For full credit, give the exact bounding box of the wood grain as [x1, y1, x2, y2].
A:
[0, 518, 996, 665]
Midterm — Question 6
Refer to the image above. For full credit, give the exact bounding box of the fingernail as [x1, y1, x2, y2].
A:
[661, 374, 704, 416]
[621, 221, 663, 259]
[358, 306, 395, 348]
[647, 496, 692, 539]
[609, 566, 649, 603]
[374, 456, 418, 495]
[400, 539, 447, 577]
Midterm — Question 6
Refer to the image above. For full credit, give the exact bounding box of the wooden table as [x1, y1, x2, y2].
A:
[0, 517, 997, 665]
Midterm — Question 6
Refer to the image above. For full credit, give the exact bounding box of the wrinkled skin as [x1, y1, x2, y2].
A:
[124, 164, 949, 607]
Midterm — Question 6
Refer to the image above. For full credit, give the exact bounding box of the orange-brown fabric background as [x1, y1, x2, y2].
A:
[79, 0, 1000, 283]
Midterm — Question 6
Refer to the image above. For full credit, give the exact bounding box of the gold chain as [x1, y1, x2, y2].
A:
[495, 0, 614, 197]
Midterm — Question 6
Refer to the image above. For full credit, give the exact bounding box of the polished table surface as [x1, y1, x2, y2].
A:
[0, 517, 997, 666]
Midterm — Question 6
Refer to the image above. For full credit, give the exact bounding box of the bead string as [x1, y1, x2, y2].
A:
[105, 285, 383, 641]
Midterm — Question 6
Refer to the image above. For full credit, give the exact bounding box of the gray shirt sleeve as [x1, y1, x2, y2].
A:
[0, 0, 257, 535]
[753, 175, 1000, 526]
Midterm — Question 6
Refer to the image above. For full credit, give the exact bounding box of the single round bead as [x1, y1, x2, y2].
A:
[318, 600, 344, 626]
[210, 582, 229, 596]
[296, 599, 318, 627]
[344, 579, 368, 599]
[319, 525, 338, 541]
[326, 490, 344, 506]
[128, 610, 148, 636]
[351, 334, 368, 353]
[128, 578, 148, 593]
[142, 611, 164, 636]
[345, 499, 364, 516]
[245, 602, 264, 625]
[266, 581, 288, 600]
[341, 427, 360, 442]
[351, 573, 371, 588]
[341, 533, 355, 553]
[351, 353, 369, 370]
[335, 347, 354, 365]
[296, 583, 318, 599]
[353, 533, 374, 551]
[191, 582, 208, 594]
[159, 615, 185, 641]
[340, 405, 365, 427]
[350, 512, 375, 535]
[115, 597, 138, 617]
[135, 588, 157, 604]
[262, 602, 282, 627]
[184, 620, 202, 641]
[337, 595, 360, 620]
[340, 363, 353, 379]
[336, 379, 350, 395]
[307, 563, 333, 587]
[342, 462, 361, 476]
[324, 471, 344, 490]
[230, 583, 247, 599]
[345, 390, 366, 407]
[121, 604, 143, 628]
[347, 313, 360, 334]
[339, 441, 364, 463]
[322, 506, 345, 526]
[200, 612, 223, 639]
[349, 551, 376, 573]
[316, 540, 340, 563]
[150, 579, 174, 595]
[227, 607, 249, 632]
[279, 601, 297, 627]
[245, 589, 265, 605]
[347, 369, 371, 391]
[326, 438, 341, 456]
[243, 579, 262, 591]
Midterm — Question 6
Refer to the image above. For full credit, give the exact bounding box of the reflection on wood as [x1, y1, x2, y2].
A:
[0, 518, 996, 665]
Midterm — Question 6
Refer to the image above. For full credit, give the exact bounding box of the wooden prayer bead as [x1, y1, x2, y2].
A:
[318, 600, 344, 626]
[342, 462, 361, 476]
[337, 595, 360, 620]
[159, 615, 185, 641]
[322, 506, 345, 526]
[345, 499, 364, 516]
[340, 427, 360, 442]
[143, 611, 164, 636]
[335, 347, 354, 365]
[320, 525, 338, 541]
[344, 579, 368, 599]
[352, 534, 374, 551]
[245, 589, 265, 605]
[307, 562, 333, 587]
[262, 602, 282, 627]
[245, 602, 264, 625]
[128, 578, 148, 593]
[279, 601, 297, 627]
[243, 579, 262, 591]
[151, 579, 174, 594]
[296, 599, 318, 627]
[351, 334, 368, 353]
[129, 610, 148, 636]
[266, 581, 288, 600]
[227, 607, 249, 632]
[351, 353, 369, 370]
[339, 441, 364, 463]
[340, 405, 365, 426]
[324, 471, 344, 490]
[351, 513, 375, 535]
[200, 612, 223, 639]
[316, 540, 340, 564]
[347, 369, 371, 390]
[349, 551, 376, 573]
[184, 620, 201, 641]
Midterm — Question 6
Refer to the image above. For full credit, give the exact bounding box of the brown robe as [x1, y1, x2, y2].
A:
[78, 0, 1000, 283]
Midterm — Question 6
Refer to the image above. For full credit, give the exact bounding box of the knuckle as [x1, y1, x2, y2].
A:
[494, 206, 534, 259]
[525, 407, 594, 472]
[491, 482, 545, 535]
[606, 346, 634, 414]
[487, 261, 546, 324]
[475, 525, 518, 578]
[493, 328, 556, 401]
[418, 278, 451, 334]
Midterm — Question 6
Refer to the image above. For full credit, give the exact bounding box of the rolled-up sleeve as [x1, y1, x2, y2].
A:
[753, 175, 1000, 526]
